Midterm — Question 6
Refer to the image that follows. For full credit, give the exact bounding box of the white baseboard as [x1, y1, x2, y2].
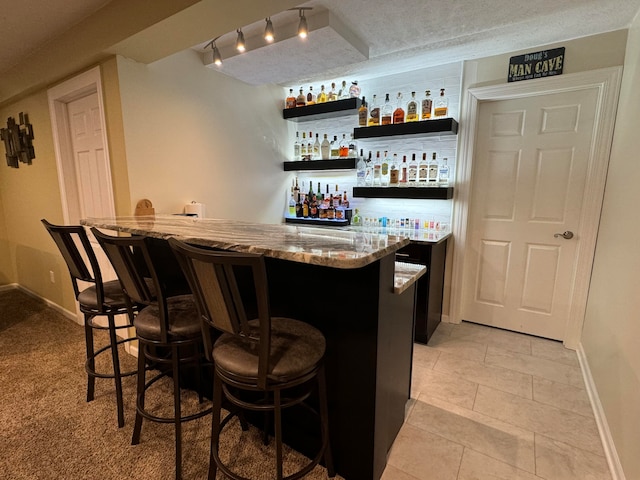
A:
[14, 284, 79, 323]
[577, 343, 626, 480]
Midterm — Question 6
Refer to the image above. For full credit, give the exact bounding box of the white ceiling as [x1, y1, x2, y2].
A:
[1, 0, 640, 90]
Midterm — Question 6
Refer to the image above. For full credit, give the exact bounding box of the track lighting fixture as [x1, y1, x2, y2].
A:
[205, 38, 223, 66]
[264, 17, 275, 43]
[236, 29, 245, 52]
[297, 9, 309, 39]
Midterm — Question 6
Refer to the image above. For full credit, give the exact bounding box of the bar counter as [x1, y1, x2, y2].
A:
[82, 215, 417, 480]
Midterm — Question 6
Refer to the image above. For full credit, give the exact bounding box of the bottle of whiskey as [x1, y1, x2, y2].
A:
[356, 149, 366, 186]
[408, 153, 418, 185]
[309, 182, 318, 217]
[286, 88, 296, 109]
[368, 94, 380, 126]
[389, 154, 399, 186]
[381, 94, 393, 125]
[321, 134, 330, 160]
[324, 184, 331, 208]
[439, 157, 450, 186]
[365, 151, 373, 186]
[348, 134, 358, 158]
[428, 152, 439, 186]
[333, 185, 341, 208]
[302, 192, 309, 218]
[358, 97, 368, 126]
[338, 80, 349, 99]
[293, 177, 300, 202]
[296, 87, 306, 107]
[300, 132, 307, 159]
[317, 85, 327, 103]
[313, 133, 321, 160]
[393, 92, 405, 124]
[293, 132, 301, 160]
[328, 82, 338, 102]
[399, 155, 408, 187]
[306, 86, 316, 105]
[342, 191, 350, 208]
[339, 134, 349, 158]
[330, 135, 339, 159]
[373, 151, 382, 186]
[307, 131, 314, 160]
[406, 91, 419, 122]
[418, 152, 429, 185]
[421, 90, 432, 120]
[434, 88, 448, 117]
[381, 150, 390, 186]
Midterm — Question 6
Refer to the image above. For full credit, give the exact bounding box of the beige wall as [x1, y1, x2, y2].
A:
[582, 11, 640, 480]
[116, 50, 290, 222]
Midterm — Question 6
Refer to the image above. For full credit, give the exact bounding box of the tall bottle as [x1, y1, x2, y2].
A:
[389, 154, 399, 186]
[313, 133, 321, 160]
[418, 152, 429, 185]
[421, 90, 432, 120]
[428, 152, 439, 186]
[393, 92, 405, 124]
[439, 157, 450, 186]
[358, 97, 368, 126]
[306, 86, 316, 105]
[321, 134, 330, 160]
[330, 135, 339, 159]
[288, 186, 296, 217]
[338, 80, 349, 99]
[434, 88, 448, 117]
[408, 153, 418, 185]
[356, 148, 366, 186]
[406, 91, 419, 122]
[381, 151, 390, 186]
[381, 93, 393, 125]
[296, 87, 306, 107]
[328, 82, 338, 102]
[399, 155, 408, 187]
[293, 132, 301, 160]
[286, 88, 296, 109]
[348, 134, 358, 158]
[293, 177, 300, 202]
[373, 151, 382, 186]
[307, 131, 313, 160]
[365, 151, 373, 186]
[349, 81, 361, 98]
[300, 132, 308, 160]
[339, 134, 349, 158]
[368, 94, 380, 126]
[317, 85, 327, 103]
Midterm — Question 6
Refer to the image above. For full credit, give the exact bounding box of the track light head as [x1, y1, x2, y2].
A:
[212, 44, 222, 66]
[264, 17, 275, 43]
[236, 29, 245, 52]
[297, 10, 308, 39]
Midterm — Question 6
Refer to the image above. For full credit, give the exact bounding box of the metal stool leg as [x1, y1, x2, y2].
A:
[107, 313, 125, 428]
[131, 345, 147, 445]
[84, 314, 96, 403]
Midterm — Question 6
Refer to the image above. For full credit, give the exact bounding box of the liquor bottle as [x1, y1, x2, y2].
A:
[381, 94, 393, 125]
[393, 92, 405, 124]
[439, 157, 450, 186]
[307, 131, 314, 160]
[399, 155, 408, 187]
[296, 87, 306, 107]
[342, 191, 350, 208]
[358, 97, 368, 127]
[406, 91, 419, 122]
[365, 151, 373, 186]
[368, 94, 380, 126]
[300, 132, 307, 159]
[293, 177, 300, 202]
[317, 85, 327, 103]
[389, 154, 399, 186]
[421, 90, 432, 120]
[295, 192, 303, 217]
[306, 86, 316, 105]
[381, 151, 390, 186]
[339, 134, 349, 158]
[428, 152, 439, 186]
[338, 80, 349, 99]
[373, 151, 382, 186]
[321, 134, 330, 160]
[288, 188, 296, 217]
[302, 192, 310, 218]
[418, 152, 429, 185]
[349, 81, 361, 98]
[309, 182, 318, 217]
[408, 153, 418, 185]
[348, 134, 358, 158]
[356, 148, 366, 186]
[313, 133, 321, 160]
[434, 88, 448, 117]
[351, 208, 362, 226]
[330, 135, 339, 159]
[328, 82, 338, 102]
[324, 184, 331, 208]
[293, 132, 301, 160]
[286, 88, 296, 109]
[333, 185, 341, 208]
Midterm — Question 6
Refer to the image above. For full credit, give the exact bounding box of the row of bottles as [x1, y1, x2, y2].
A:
[355, 150, 450, 187]
[293, 131, 358, 161]
[358, 89, 448, 127]
[288, 179, 351, 219]
[350, 209, 450, 233]
[285, 81, 361, 108]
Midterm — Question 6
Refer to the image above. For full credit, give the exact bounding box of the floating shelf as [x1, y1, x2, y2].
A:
[283, 158, 356, 171]
[283, 98, 361, 122]
[354, 118, 458, 139]
[353, 186, 454, 200]
[285, 217, 350, 227]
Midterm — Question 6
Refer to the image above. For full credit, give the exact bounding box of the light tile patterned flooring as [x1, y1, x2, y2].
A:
[380, 321, 612, 480]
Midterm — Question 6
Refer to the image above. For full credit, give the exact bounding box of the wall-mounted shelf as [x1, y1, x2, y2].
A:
[353, 186, 454, 200]
[283, 98, 361, 122]
[283, 158, 356, 171]
[285, 217, 350, 227]
[353, 118, 458, 139]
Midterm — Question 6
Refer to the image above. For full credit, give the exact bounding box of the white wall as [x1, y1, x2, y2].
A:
[116, 49, 290, 223]
[581, 11, 640, 480]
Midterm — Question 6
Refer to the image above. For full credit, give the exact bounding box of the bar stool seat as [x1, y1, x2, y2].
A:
[134, 294, 202, 340]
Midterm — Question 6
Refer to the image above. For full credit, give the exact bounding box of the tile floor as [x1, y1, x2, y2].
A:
[380, 321, 612, 480]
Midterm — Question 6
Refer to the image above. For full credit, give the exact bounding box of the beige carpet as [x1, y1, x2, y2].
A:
[0, 289, 340, 480]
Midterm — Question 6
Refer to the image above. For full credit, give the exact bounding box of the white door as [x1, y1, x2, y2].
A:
[460, 88, 599, 340]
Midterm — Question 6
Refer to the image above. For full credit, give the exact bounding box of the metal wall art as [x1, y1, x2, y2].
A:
[1, 112, 35, 168]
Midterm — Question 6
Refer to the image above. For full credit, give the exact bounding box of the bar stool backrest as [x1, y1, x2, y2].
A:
[41, 219, 104, 308]
[168, 238, 272, 388]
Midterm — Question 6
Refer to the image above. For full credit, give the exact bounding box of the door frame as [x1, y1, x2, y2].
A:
[450, 67, 622, 349]
[47, 66, 116, 225]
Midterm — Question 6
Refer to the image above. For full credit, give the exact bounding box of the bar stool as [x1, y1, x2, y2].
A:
[169, 238, 335, 480]
[92, 229, 210, 480]
[41, 219, 137, 428]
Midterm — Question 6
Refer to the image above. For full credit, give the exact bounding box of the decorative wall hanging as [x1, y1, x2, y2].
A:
[508, 47, 565, 82]
[1, 112, 36, 168]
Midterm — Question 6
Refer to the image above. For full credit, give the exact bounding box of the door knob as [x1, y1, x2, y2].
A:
[554, 231, 574, 239]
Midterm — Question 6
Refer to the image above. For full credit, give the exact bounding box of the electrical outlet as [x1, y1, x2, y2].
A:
[49, 271, 55, 283]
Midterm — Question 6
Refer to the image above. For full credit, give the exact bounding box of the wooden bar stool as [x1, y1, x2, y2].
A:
[169, 238, 335, 480]
[92, 229, 210, 480]
[41, 219, 137, 428]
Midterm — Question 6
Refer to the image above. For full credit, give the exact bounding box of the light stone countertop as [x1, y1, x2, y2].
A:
[82, 215, 410, 270]
[394, 261, 427, 295]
